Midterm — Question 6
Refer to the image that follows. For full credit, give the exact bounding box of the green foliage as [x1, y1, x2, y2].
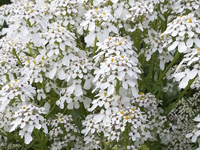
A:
[0, 0, 11, 6]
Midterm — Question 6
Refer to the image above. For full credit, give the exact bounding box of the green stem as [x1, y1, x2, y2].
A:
[72, 108, 75, 124]
[151, 51, 180, 93]
[136, 29, 142, 54]
[63, 105, 68, 114]
[146, 53, 155, 80]
[12, 48, 23, 66]
[163, 74, 198, 115]
[115, 79, 120, 94]
[26, 43, 35, 58]
[93, 36, 97, 57]
[4, 73, 10, 82]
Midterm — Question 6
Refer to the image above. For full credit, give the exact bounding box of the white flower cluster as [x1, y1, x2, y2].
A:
[48, 113, 79, 150]
[0, 0, 200, 149]
[9, 104, 48, 144]
[163, 13, 200, 53]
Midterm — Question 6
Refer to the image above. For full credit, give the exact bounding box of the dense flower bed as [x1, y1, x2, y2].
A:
[0, 0, 200, 149]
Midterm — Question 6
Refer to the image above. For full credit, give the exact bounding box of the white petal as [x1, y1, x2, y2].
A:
[67, 102, 74, 109]
[186, 39, 193, 48]
[28, 125, 34, 133]
[74, 85, 83, 97]
[196, 27, 200, 33]
[187, 31, 194, 37]
[83, 97, 91, 109]
[178, 31, 185, 36]
[187, 69, 197, 79]
[127, 80, 136, 87]
[84, 79, 91, 90]
[122, 81, 128, 89]
[106, 108, 111, 115]
[60, 43, 65, 51]
[185, 133, 193, 138]
[171, 30, 178, 37]
[192, 131, 200, 142]
[25, 133, 33, 144]
[58, 68, 65, 80]
[69, 53, 78, 61]
[62, 55, 70, 66]
[94, 114, 104, 123]
[178, 42, 187, 52]
[32, 33, 42, 47]
[174, 72, 185, 81]
[89, 22, 95, 31]
[34, 124, 41, 129]
[74, 101, 80, 109]
[44, 102, 50, 114]
[168, 41, 179, 51]
[10, 119, 21, 132]
[114, 6, 123, 18]
[179, 77, 189, 89]
[49, 66, 57, 79]
[194, 38, 200, 47]
[107, 85, 115, 96]
[131, 87, 138, 97]
[20, 25, 29, 36]
[85, 32, 95, 46]
[194, 116, 200, 121]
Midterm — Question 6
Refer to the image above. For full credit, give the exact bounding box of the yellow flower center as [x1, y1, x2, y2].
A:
[118, 41, 122, 45]
[121, 55, 124, 58]
[8, 83, 11, 87]
[104, 92, 107, 97]
[125, 115, 129, 120]
[188, 19, 192, 23]
[197, 47, 200, 52]
[120, 110, 124, 114]
[111, 58, 114, 62]
[30, 9, 33, 13]
[180, 15, 182, 18]
[131, 108, 135, 111]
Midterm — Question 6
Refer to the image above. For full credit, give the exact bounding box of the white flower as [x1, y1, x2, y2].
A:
[10, 105, 47, 144]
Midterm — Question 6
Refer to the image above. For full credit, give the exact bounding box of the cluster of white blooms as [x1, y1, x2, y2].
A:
[93, 36, 140, 98]
[159, 92, 200, 149]
[48, 113, 79, 149]
[9, 104, 48, 144]
[163, 13, 200, 53]
[82, 93, 167, 149]
[0, 79, 36, 111]
[0, 0, 200, 149]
